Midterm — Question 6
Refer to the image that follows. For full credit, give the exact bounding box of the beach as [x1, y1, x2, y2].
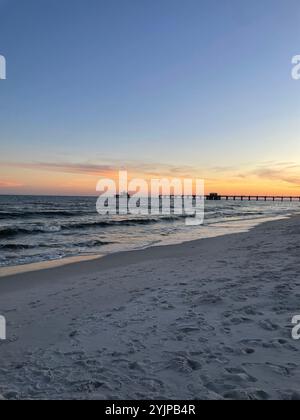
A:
[0, 216, 300, 400]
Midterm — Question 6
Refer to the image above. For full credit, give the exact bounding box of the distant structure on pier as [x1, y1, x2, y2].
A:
[207, 193, 221, 201]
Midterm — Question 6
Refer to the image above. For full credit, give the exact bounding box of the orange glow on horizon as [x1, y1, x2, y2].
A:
[1, 163, 300, 197]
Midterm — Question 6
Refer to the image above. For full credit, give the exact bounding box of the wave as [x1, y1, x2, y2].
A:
[2, 211, 273, 240]
[60, 216, 185, 231]
[0, 239, 111, 251]
[61, 218, 159, 230]
[75, 239, 112, 248]
[0, 209, 272, 240]
[0, 225, 61, 238]
[0, 227, 30, 238]
[0, 243, 36, 250]
[0, 216, 182, 239]
[222, 211, 265, 217]
[0, 210, 92, 219]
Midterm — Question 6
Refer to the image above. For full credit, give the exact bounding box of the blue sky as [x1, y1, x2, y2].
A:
[0, 0, 300, 194]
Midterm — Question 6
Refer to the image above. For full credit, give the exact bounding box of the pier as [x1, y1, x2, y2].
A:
[205, 193, 300, 202]
[115, 193, 300, 202]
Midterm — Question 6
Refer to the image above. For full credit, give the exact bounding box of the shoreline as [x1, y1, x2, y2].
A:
[0, 214, 289, 280]
[0, 254, 104, 279]
[0, 215, 300, 399]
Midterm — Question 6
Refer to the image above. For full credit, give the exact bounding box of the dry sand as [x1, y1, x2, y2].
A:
[0, 216, 300, 400]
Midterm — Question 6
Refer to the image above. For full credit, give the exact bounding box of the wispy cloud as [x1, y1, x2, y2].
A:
[0, 160, 204, 179]
[250, 162, 300, 186]
[0, 181, 24, 188]
[1, 161, 115, 176]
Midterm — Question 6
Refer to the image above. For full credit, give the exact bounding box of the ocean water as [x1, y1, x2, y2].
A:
[0, 195, 299, 268]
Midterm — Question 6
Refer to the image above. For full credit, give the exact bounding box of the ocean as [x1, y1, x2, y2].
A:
[0, 195, 299, 268]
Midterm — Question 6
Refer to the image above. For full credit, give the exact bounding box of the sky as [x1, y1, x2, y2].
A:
[0, 0, 300, 196]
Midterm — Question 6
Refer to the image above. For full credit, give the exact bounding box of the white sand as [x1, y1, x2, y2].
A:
[0, 216, 300, 400]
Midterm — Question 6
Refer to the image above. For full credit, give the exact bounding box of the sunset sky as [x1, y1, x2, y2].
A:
[0, 0, 300, 196]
